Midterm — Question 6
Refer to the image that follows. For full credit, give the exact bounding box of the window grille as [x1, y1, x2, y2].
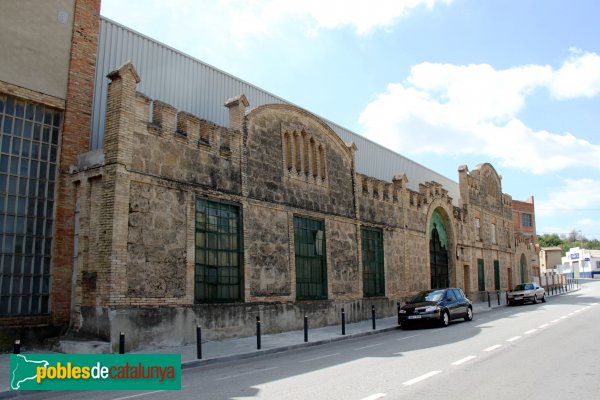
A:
[294, 216, 326, 300]
[0, 94, 60, 315]
[361, 227, 385, 297]
[194, 198, 243, 303]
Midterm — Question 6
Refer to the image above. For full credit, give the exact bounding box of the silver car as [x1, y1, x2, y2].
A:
[507, 283, 546, 305]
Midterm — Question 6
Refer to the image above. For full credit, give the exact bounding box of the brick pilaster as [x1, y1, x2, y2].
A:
[51, 0, 100, 326]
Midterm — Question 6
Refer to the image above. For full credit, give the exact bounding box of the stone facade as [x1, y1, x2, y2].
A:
[66, 63, 538, 350]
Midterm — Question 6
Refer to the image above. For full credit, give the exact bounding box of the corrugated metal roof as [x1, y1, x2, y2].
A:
[92, 17, 460, 202]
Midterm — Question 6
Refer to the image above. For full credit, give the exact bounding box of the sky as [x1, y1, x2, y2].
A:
[101, 0, 600, 240]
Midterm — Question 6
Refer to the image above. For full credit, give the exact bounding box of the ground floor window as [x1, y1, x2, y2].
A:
[361, 227, 384, 297]
[0, 94, 60, 315]
[194, 198, 242, 303]
[294, 216, 326, 300]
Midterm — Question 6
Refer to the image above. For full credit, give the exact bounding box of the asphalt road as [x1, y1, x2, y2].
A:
[22, 280, 600, 400]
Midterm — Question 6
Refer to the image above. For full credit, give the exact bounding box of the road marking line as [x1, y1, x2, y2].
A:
[403, 370, 442, 386]
[355, 343, 384, 351]
[299, 353, 340, 363]
[560, 316, 568, 319]
[358, 393, 386, 400]
[484, 344, 502, 352]
[397, 334, 419, 341]
[111, 391, 165, 400]
[568, 313, 575, 316]
[538, 324, 549, 328]
[507, 336, 521, 342]
[216, 366, 278, 380]
[551, 319, 560, 323]
[452, 355, 476, 366]
[525, 329, 537, 334]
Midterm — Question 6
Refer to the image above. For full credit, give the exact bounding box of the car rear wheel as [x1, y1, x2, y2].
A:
[541, 294, 546, 303]
[464, 307, 473, 322]
[440, 310, 450, 327]
[532, 295, 538, 304]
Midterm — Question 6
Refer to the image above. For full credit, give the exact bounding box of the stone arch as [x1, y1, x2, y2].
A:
[427, 204, 455, 289]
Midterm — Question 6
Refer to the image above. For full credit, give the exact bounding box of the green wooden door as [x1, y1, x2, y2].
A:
[477, 259, 485, 291]
[494, 260, 500, 290]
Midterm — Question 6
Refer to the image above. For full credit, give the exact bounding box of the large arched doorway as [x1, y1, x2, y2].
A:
[429, 209, 450, 289]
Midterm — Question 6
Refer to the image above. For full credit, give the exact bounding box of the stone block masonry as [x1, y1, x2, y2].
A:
[68, 62, 535, 350]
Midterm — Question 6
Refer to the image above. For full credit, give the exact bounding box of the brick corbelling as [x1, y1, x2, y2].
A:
[50, 0, 100, 326]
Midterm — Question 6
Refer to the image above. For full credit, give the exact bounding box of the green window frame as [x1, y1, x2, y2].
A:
[477, 259, 485, 291]
[494, 260, 500, 290]
[294, 216, 327, 300]
[361, 227, 385, 297]
[194, 198, 243, 303]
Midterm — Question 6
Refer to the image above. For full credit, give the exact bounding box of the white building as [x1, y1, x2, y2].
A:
[561, 247, 600, 278]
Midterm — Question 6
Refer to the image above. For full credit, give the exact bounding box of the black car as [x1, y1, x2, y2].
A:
[399, 288, 473, 328]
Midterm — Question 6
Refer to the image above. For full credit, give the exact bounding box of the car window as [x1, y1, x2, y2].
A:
[452, 289, 464, 299]
[409, 290, 445, 303]
[514, 284, 526, 291]
[446, 290, 456, 301]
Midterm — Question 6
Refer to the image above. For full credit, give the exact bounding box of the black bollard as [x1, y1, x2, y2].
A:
[304, 315, 308, 343]
[119, 332, 125, 354]
[256, 316, 261, 350]
[13, 339, 20, 355]
[397, 302, 401, 326]
[341, 307, 346, 335]
[196, 325, 202, 359]
[372, 305, 376, 330]
[487, 292, 491, 308]
[497, 291, 500, 306]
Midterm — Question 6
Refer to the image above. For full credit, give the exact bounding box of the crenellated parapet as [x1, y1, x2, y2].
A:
[135, 93, 237, 160]
[418, 181, 453, 207]
[357, 173, 403, 204]
[98, 62, 244, 196]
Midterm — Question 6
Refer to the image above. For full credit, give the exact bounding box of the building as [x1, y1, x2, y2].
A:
[561, 248, 600, 278]
[0, 0, 100, 345]
[540, 247, 563, 273]
[512, 197, 539, 281]
[1, 0, 539, 350]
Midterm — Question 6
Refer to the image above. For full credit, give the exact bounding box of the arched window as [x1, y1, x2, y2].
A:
[318, 144, 326, 179]
[310, 138, 317, 178]
[295, 132, 302, 172]
[302, 131, 309, 176]
[283, 132, 292, 170]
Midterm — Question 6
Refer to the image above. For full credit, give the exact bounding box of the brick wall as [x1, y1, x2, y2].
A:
[51, 0, 100, 326]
